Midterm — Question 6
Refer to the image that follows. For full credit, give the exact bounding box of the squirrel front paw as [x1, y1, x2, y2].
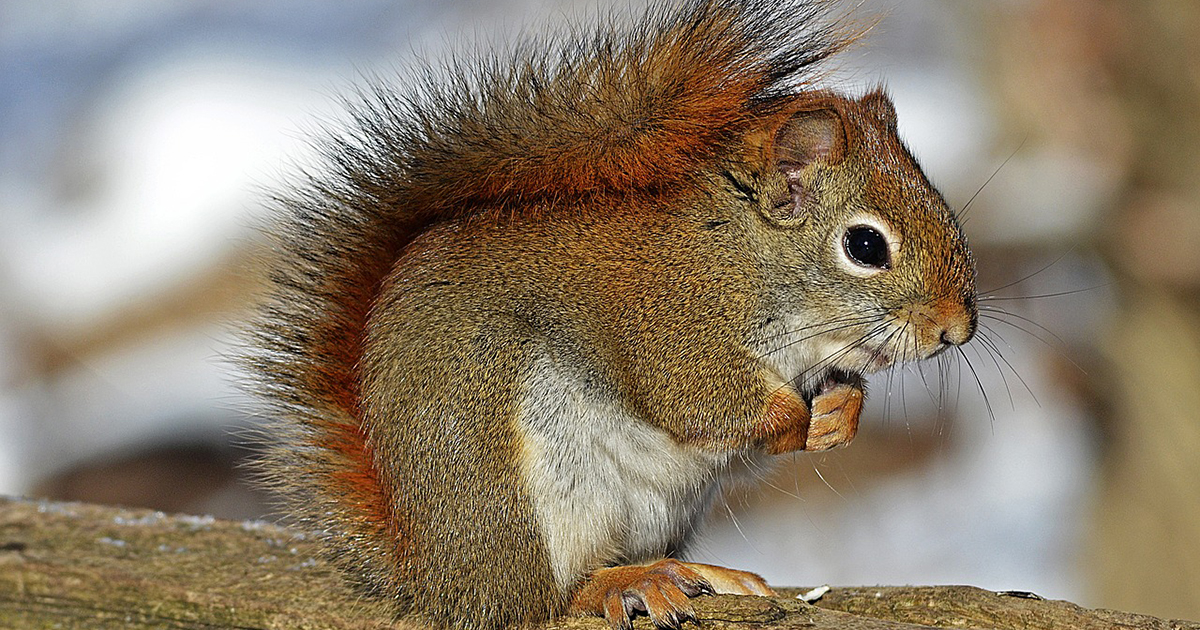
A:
[570, 559, 774, 630]
[804, 381, 863, 451]
[759, 373, 864, 453]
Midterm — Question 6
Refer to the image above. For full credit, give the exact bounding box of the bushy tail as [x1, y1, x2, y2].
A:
[244, 0, 853, 609]
[366, 0, 855, 209]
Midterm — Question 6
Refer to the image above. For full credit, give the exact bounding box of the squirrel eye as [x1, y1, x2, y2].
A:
[843, 226, 890, 269]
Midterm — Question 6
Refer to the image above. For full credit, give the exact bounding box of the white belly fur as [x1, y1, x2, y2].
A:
[516, 356, 732, 591]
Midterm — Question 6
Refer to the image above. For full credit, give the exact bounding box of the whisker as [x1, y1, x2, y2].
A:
[978, 306, 1069, 344]
[974, 328, 1017, 410]
[902, 314, 946, 413]
[760, 307, 892, 338]
[793, 319, 896, 386]
[956, 345, 996, 429]
[978, 308, 1088, 375]
[756, 315, 891, 364]
[979, 284, 1109, 302]
[978, 324, 1041, 406]
[757, 473, 806, 502]
[941, 352, 965, 440]
[883, 357, 897, 429]
[792, 326, 891, 384]
[883, 321, 907, 429]
[736, 452, 808, 503]
[809, 458, 846, 500]
[789, 451, 803, 505]
[958, 136, 1027, 220]
[760, 321, 882, 365]
[977, 244, 1077, 296]
[912, 354, 943, 412]
[716, 477, 761, 552]
[902, 320, 917, 428]
[756, 310, 889, 349]
[938, 351, 954, 417]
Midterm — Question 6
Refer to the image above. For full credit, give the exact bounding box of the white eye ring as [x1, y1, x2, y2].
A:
[834, 215, 900, 277]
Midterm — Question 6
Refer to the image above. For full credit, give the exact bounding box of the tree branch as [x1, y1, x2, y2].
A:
[0, 497, 1193, 629]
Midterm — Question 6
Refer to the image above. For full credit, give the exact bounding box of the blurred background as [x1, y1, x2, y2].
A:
[1, 0, 1196, 621]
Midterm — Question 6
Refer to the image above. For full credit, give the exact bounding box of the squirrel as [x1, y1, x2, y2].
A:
[244, 1, 978, 630]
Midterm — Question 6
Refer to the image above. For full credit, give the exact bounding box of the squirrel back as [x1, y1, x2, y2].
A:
[244, 1, 975, 629]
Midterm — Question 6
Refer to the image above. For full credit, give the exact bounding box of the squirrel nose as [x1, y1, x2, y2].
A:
[939, 329, 962, 347]
[938, 312, 977, 348]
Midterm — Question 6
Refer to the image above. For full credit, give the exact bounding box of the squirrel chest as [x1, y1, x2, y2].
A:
[517, 356, 733, 590]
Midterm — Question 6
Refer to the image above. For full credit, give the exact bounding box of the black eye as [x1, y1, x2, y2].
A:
[843, 226, 890, 269]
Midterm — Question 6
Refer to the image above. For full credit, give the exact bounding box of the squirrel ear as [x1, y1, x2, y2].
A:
[773, 108, 846, 173]
[766, 105, 848, 221]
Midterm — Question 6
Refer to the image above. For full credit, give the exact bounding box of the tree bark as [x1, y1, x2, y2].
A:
[1, 497, 1194, 630]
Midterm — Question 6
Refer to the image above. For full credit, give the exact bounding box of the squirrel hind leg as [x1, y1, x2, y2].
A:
[570, 560, 774, 630]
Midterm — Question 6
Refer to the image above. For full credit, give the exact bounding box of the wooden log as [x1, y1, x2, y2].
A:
[1, 496, 1194, 630]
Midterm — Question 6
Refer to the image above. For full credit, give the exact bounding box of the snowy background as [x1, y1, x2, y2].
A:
[0, 0, 1161, 619]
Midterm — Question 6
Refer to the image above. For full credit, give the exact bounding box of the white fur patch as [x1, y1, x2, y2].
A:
[756, 312, 897, 392]
[754, 314, 830, 391]
[515, 356, 731, 591]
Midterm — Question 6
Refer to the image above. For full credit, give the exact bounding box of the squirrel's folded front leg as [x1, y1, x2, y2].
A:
[570, 559, 774, 630]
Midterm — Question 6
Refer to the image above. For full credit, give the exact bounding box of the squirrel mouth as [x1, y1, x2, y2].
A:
[801, 368, 864, 404]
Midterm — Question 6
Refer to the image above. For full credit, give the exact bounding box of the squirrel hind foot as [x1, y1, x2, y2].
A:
[570, 560, 774, 630]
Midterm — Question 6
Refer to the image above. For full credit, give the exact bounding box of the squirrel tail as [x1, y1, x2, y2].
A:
[245, 0, 854, 609]
[374, 0, 857, 209]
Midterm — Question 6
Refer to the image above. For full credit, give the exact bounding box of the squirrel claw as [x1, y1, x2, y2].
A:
[602, 591, 635, 630]
[573, 560, 773, 630]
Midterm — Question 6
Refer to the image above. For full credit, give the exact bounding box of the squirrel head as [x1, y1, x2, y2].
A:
[726, 88, 977, 391]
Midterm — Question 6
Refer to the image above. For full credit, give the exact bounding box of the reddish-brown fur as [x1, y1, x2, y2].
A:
[761, 389, 812, 454]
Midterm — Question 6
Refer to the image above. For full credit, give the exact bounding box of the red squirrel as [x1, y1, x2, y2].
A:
[245, 1, 978, 629]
